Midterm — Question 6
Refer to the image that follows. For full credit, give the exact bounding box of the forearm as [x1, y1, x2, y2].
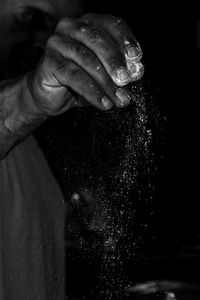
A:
[0, 75, 48, 160]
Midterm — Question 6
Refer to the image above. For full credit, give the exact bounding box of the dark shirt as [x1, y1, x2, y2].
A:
[0, 135, 65, 299]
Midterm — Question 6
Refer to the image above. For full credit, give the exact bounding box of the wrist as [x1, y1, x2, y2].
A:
[21, 72, 49, 121]
[1, 74, 48, 136]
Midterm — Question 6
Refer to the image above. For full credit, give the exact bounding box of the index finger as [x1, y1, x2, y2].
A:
[81, 14, 144, 81]
[81, 14, 143, 62]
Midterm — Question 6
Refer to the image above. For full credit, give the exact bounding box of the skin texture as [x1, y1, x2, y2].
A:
[0, 0, 143, 159]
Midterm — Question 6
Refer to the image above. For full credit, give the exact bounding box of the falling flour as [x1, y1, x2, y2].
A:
[63, 78, 162, 299]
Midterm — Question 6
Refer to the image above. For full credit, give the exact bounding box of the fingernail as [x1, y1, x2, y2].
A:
[101, 96, 113, 110]
[128, 61, 144, 81]
[126, 43, 142, 61]
[116, 88, 130, 106]
[113, 67, 130, 86]
[127, 46, 140, 58]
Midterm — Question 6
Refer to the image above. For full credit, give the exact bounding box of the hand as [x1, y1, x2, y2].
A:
[28, 14, 144, 116]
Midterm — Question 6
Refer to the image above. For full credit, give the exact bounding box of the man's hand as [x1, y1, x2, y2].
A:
[29, 14, 144, 116]
[0, 14, 143, 160]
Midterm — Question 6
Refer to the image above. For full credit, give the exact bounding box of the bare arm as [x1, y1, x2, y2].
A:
[0, 75, 47, 160]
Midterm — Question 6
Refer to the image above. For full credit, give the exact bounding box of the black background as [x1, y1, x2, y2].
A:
[83, 0, 198, 274]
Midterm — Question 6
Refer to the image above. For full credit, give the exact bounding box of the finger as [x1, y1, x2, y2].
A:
[74, 96, 91, 107]
[47, 34, 131, 107]
[82, 14, 142, 62]
[81, 14, 144, 81]
[56, 18, 133, 87]
[52, 58, 114, 111]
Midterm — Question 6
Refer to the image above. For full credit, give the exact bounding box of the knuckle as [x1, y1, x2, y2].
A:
[75, 21, 90, 33]
[81, 13, 98, 20]
[77, 47, 99, 67]
[76, 21, 103, 42]
[70, 41, 89, 59]
[79, 80, 103, 105]
[87, 26, 102, 41]
[56, 17, 74, 32]
[106, 14, 125, 26]
[67, 40, 99, 69]
[46, 34, 60, 49]
[85, 82, 97, 94]
[80, 77, 102, 96]
[79, 47, 90, 61]
[67, 62, 83, 79]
